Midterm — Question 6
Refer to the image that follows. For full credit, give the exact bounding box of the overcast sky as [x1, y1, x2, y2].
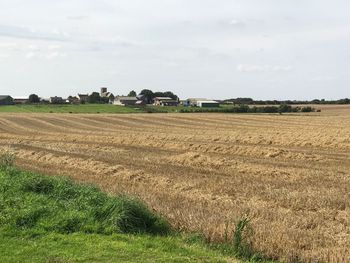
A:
[0, 0, 349, 100]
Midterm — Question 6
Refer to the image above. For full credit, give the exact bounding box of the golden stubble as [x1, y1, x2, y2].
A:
[0, 106, 349, 263]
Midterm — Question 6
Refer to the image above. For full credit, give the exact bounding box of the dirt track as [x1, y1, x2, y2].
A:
[0, 110, 349, 262]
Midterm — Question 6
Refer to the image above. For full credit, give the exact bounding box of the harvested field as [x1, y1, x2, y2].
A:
[0, 107, 349, 263]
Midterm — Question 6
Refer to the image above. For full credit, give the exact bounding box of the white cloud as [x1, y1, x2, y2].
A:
[310, 76, 336, 82]
[25, 51, 67, 60]
[45, 52, 67, 59]
[48, 44, 62, 50]
[0, 25, 70, 41]
[237, 64, 293, 73]
[25, 52, 36, 59]
[28, 44, 40, 51]
[0, 53, 10, 58]
[0, 42, 19, 51]
[66, 15, 89, 21]
[228, 19, 246, 27]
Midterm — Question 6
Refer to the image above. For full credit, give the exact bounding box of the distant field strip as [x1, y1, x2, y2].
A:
[0, 112, 349, 262]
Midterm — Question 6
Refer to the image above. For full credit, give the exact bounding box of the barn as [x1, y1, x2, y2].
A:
[0, 95, 14, 106]
[196, 100, 220, 108]
[113, 96, 138, 106]
[153, 97, 178, 106]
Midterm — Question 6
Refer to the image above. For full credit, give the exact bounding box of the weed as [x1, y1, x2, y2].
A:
[233, 218, 251, 258]
[232, 218, 266, 262]
[0, 148, 16, 168]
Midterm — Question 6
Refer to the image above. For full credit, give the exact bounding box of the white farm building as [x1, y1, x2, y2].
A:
[196, 100, 220, 108]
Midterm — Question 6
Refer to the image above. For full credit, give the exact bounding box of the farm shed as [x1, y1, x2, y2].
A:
[114, 96, 138, 106]
[0, 95, 14, 105]
[197, 100, 220, 108]
[77, 94, 89, 103]
[153, 97, 178, 106]
[185, 98, 208, 107]
[13, 97, 29, 104]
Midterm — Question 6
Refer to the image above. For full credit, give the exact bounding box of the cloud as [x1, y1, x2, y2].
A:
[310, 76, 336, 82]
[228, 19, 246, 27]
[45, 52, 67, 59]
[0, 53, 10, 58]
[66, 15, 89, 20]
[0, 42, 19, 51]
[237, 64, 293, 73]
[48, 44, 62, 50]
[28, 44, 40, 51]
[25, 51, 67, 60]
[0, 24, 69, 41]
[25, 52, 36, 59]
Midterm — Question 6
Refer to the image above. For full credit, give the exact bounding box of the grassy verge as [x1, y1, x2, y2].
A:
[0, 166, 243, 262]
[0, 232, 239, 263]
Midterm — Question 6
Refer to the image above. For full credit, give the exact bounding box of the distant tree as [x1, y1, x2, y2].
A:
[88, 92, 101, 104]
[128, 90, 137, 97]
[139, 89, 154, 104]
[278, 104, 292, 113]
[28, 94, 40, 104]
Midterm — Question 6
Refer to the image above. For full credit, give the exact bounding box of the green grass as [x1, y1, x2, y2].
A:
[0, 104, 141, 113]
[0, 104, 313, 114]
[0, 232, 236, 263]
[0, 167, 170, 235]
[0, 167, 242, 262]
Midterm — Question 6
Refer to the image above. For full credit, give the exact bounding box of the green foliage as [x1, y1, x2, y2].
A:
[140, 89, 154, 104]
[88, 92, 101, 104]
[179, 105, 316, 114]
[128, 90, 137, 97]
[231, 218, 267, 262]
[0, 168, 170, 236]
[139, 89, 179, 103]
[28, 94, 40, 103]
[0, 232, 239, 263]
[22, 175, 55, 194]
[300, 106, 314, 112]
[233, 218, 251, 257]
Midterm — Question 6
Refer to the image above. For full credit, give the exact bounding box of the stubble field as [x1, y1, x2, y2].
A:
[0, 107, 349, 263]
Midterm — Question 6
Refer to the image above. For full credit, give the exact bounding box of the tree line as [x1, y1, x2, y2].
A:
[224, 98, 350, 105]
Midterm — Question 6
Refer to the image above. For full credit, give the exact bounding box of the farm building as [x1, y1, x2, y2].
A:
[77, 94, 89, 103]
[13, 97, 29, 104]
[49, 96, 64, 104]
[67, 96, 80, 104]
[100, 87, 114, 103]
[183, 98, 209, 107]
[40, 98, 50, 104]
[197, 100, 220, 108]
[153, 97, 179, 106]
[0, 95, 14, 105]
[135, 100, 146, 106]
[113, 96, 138, 106]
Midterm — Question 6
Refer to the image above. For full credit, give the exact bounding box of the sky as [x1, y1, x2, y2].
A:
[0, 0, 349, 100]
